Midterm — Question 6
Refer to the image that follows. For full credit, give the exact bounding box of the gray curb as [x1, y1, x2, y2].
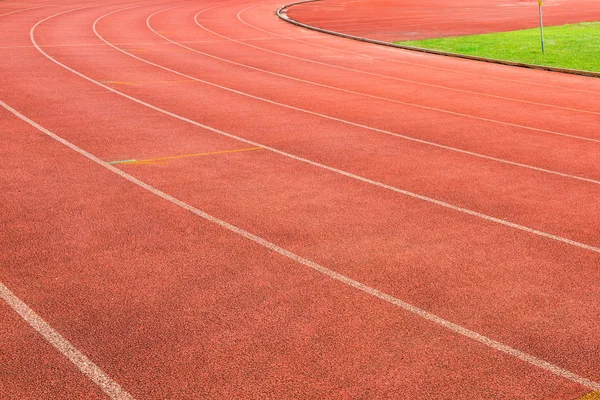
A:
[277, 0, 600, 79]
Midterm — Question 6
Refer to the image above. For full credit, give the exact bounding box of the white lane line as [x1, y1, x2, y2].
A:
[0, 0, 139, 18]
[2, 99, 600, 392]
[32, 6, 600, 255]
[235, 5, 600, 116]
[0, 36, 328, 49]
[0, 6, 42, 17]
[0, 282, 134, 399]
[145, 6, 600, 186]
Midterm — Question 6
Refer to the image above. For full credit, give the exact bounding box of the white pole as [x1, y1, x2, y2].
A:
[539, 0, 545, 53]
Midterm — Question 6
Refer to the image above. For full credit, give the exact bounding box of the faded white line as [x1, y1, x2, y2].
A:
[2, 100, 600, 392]
[0, 36, 326, 49]
[144, 6, 600, 186]
[32, 5, 600, 256]
[0, 282, 134, 399]
[0, 6, 42, 17]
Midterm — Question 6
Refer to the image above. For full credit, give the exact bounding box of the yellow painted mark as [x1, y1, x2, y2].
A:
[100, 79, 195, 85]
[122, 49, 191, 53]
[111, 147, 262, 165]
[577, 392, 600, 400]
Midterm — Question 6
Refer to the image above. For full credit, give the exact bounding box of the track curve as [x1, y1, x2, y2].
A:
[2, 0, 600, 398]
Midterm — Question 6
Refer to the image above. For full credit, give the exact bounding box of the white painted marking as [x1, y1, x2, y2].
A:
[0, 36, 327, 50]
[145, 6, 600, 186]
[0, 6, 41, 17]
[31, 6, 600, 256]
[0, 282, 134, 399]
[2, 100, 600, 392]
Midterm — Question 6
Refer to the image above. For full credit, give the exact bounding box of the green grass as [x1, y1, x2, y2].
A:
[396, 22, 600, 73]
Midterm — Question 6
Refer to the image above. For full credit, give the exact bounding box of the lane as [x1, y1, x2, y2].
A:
[221, 3, 600, 123]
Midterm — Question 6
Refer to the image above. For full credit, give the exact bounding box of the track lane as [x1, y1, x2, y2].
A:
[25, 2, 600, 253]
[151, 5, 600, 160]
[192, 7, 598, 137]
[239, 3, 600, 96]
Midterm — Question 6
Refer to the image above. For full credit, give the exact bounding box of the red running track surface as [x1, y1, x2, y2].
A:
[1, 0, 600, 399]
[287, 0, 600, 41]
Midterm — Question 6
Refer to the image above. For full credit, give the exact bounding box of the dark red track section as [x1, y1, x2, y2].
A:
[1, 0, 600, 399]
[288, 0, 600, 41]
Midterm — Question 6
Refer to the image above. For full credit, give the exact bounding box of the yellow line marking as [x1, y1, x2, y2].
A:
[122, 49, 192, 53]
[577, 391, 600, 400]
[111, 147, 263, 165]
[100, 79, 195, 85]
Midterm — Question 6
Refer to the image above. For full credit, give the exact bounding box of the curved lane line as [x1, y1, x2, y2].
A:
[0, 6, 43, 17]
[2, 99, 600, 392]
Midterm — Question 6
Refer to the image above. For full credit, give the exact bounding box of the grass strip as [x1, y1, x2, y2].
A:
[396, 22, 600, 73]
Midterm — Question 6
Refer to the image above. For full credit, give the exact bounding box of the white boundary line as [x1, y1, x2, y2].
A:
[143, 5, 600, 186]
[0, 6, 43, 17]
[2, 99, 600, 392]
[30, 5, 600, 256]
[0, 282, 134, 399]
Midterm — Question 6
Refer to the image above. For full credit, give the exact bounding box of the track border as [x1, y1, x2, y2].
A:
[276, 0, 600, 79]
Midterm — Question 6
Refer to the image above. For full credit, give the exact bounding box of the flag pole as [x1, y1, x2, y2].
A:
[538, 0, 545, 53]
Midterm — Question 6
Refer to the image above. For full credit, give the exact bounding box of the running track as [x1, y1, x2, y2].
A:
[1, 0, 600, 398]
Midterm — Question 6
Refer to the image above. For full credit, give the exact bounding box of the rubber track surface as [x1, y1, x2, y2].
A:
[1, 0, 600, 399]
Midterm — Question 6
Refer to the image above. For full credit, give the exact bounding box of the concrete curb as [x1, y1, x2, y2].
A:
[277, 0, 600, 79]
